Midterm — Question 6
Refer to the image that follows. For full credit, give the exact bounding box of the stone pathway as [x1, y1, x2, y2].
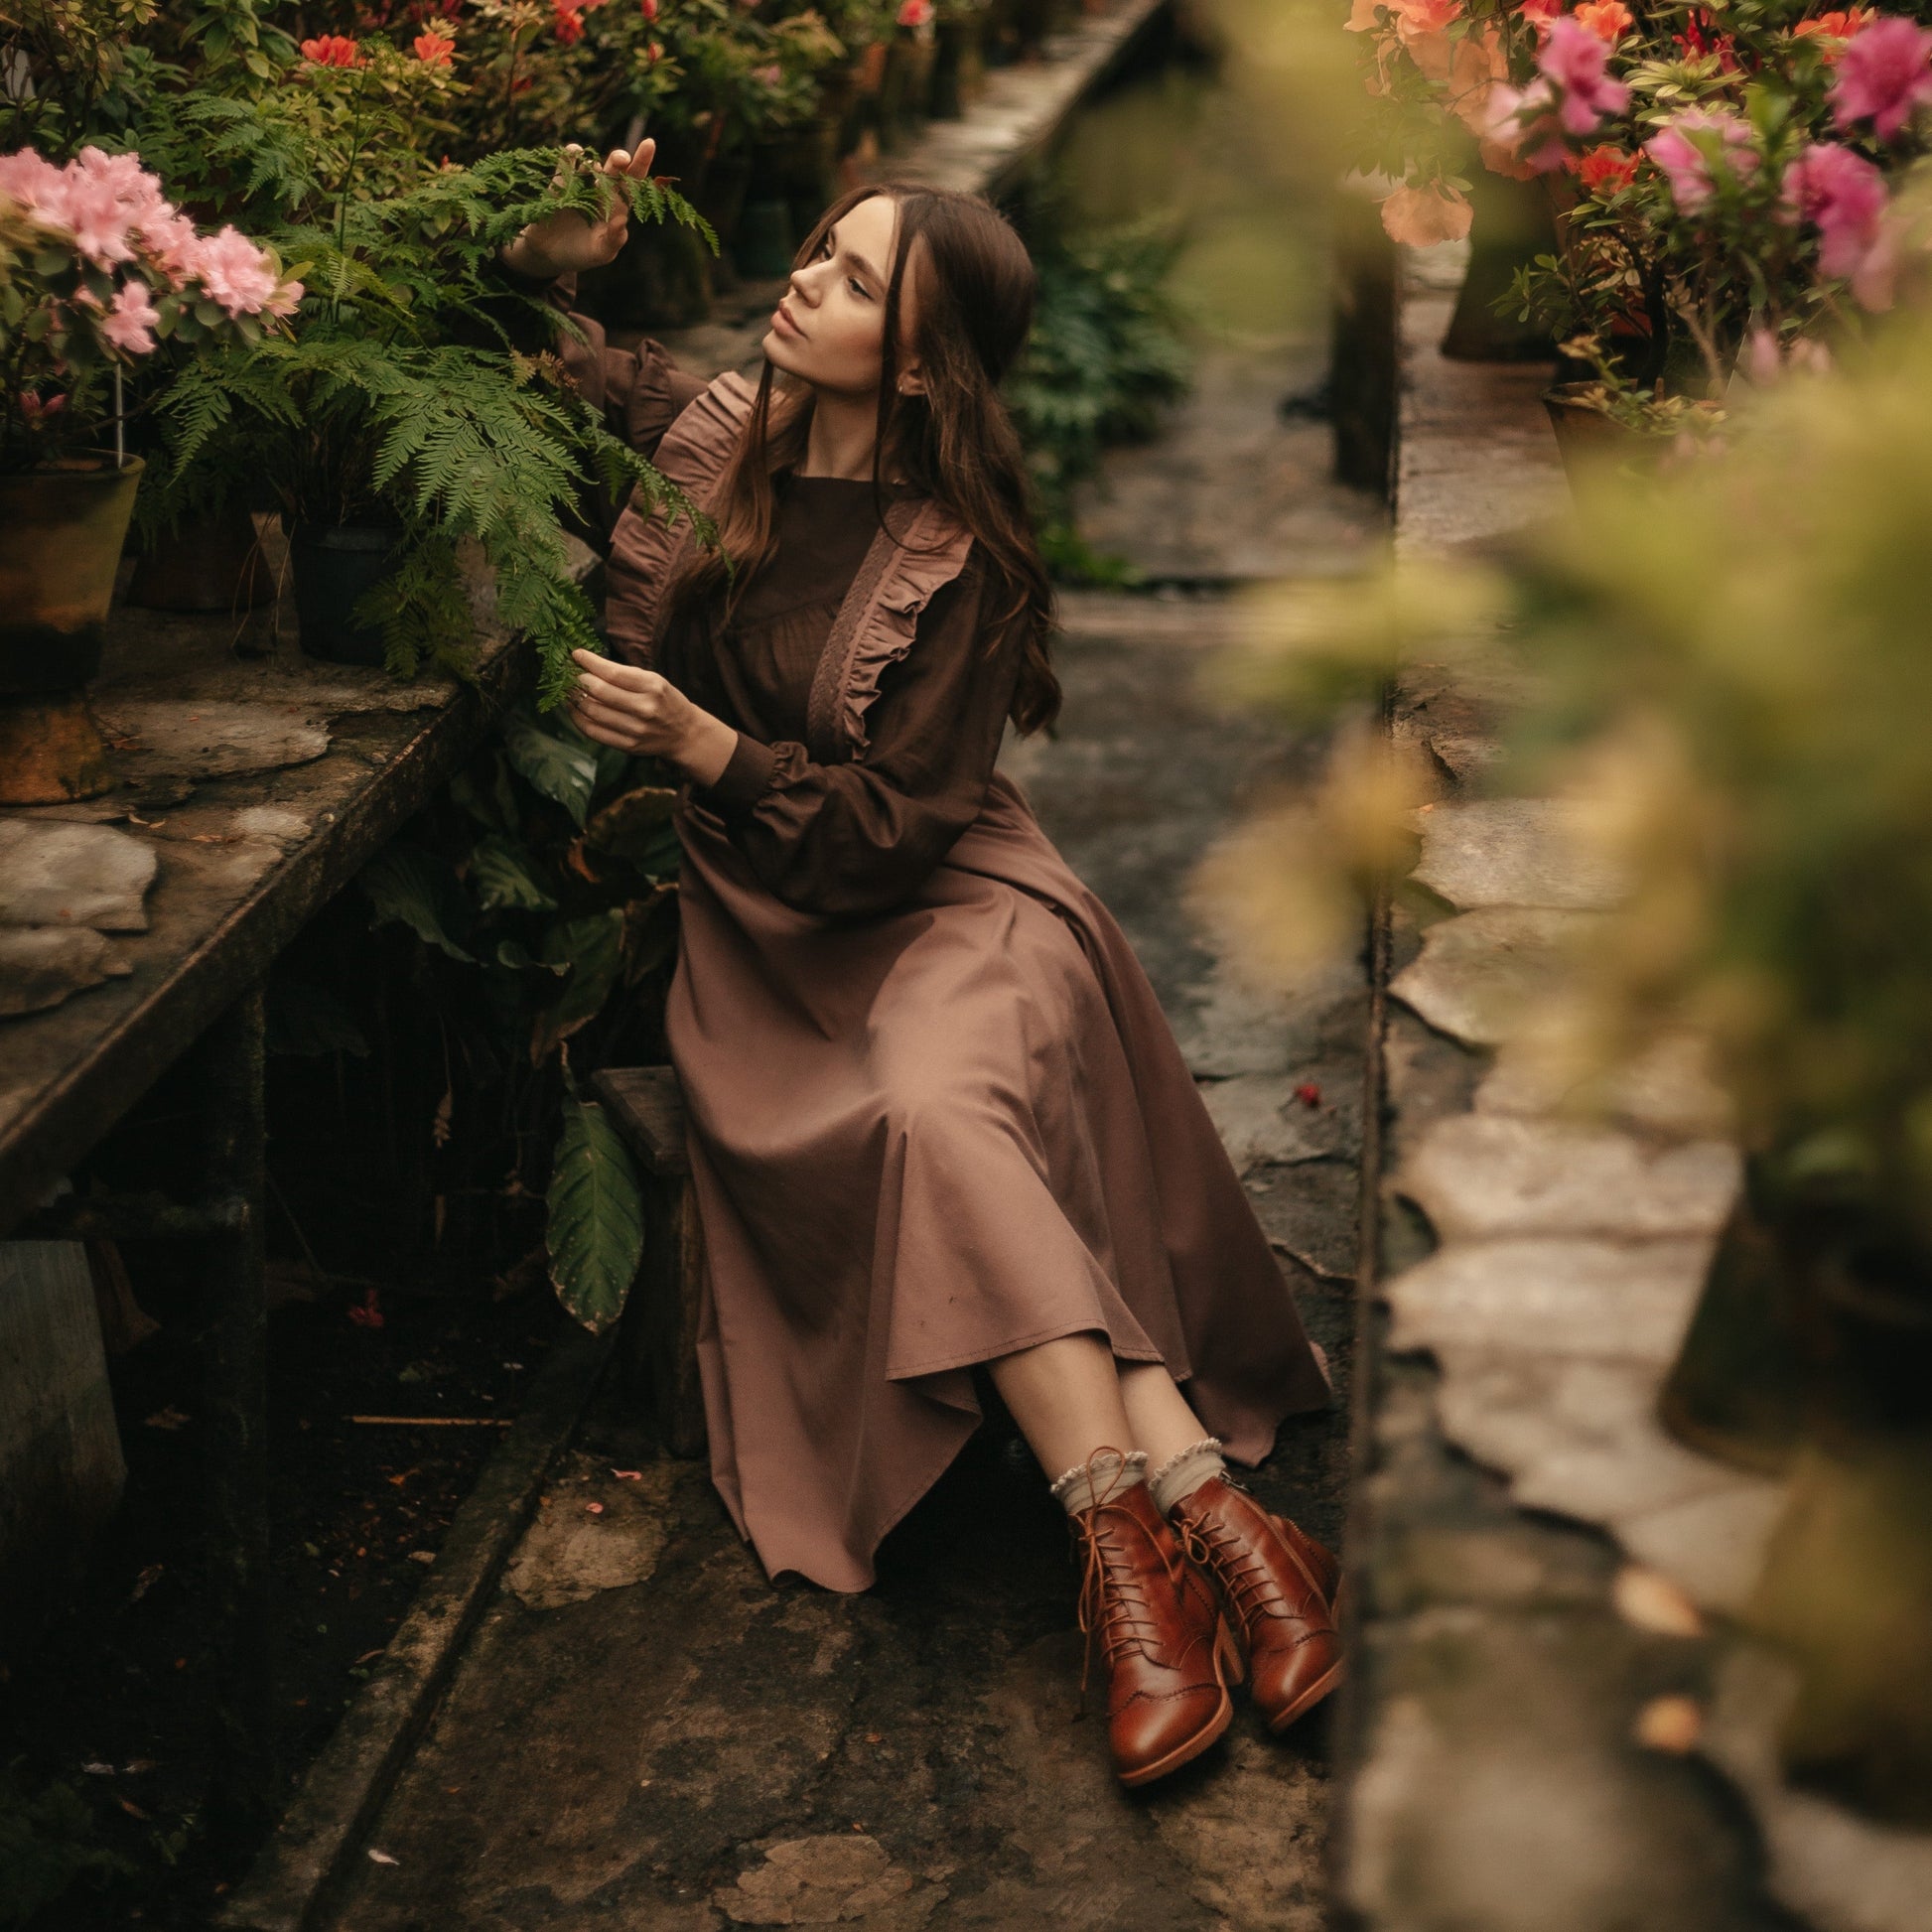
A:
[318, 577, 1366, 1931]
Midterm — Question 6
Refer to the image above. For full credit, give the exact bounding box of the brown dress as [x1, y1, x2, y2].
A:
[566, 325, 1331, 1592]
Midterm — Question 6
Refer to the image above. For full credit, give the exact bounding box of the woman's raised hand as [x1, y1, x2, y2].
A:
[566, 648, 739, 787]
[500, 139, 657, 281]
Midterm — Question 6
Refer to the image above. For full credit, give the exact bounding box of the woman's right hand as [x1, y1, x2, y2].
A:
[500, 139, 658, 281]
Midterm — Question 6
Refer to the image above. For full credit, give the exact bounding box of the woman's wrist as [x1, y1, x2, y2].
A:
[679, 711, 740, 790]
[499, 233, 558, 282]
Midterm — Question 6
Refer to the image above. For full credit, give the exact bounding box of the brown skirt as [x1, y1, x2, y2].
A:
[665, 770, 1330, 1591]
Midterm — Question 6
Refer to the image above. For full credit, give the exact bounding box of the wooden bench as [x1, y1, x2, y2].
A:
[591, 1066, 707, 1458]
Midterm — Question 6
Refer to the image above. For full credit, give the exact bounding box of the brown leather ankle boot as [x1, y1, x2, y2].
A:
[1171, 1474, 1343, 1733]
[1070, 1477, 1238, 1787]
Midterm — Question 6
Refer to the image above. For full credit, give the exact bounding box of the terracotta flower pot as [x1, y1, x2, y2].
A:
[0, 456, 144, 804]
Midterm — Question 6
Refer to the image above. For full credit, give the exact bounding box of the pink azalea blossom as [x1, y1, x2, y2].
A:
[897, 0, 934, 24]
[1483, 17, 1630, 170]
[99, 278, 162, 354]
[184, 225, 282, 317]
[136, 207, 201, 279]
[1830, 15, 1932, 137]
[0, 148, 69, 221]
[1784, 140, 1889, 277]
[1540, 18, 1630, 133]
[1645, 108, 1757, 211]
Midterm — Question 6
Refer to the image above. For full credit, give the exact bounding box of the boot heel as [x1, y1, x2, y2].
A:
[1216, 1617, 1247, 1688]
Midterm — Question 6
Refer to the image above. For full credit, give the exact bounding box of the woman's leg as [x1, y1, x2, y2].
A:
[986, 1332, 1134, 1477]
[1118, 1362, 1215, 1469]
[986, 1338, 1213, 1475]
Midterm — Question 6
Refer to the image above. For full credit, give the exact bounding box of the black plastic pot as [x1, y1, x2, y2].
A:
[289, 521, 401, 666]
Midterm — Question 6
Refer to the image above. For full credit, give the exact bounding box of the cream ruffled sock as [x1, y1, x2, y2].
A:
[1048, 1448, 1148, 1517]
[1149, 1438, 1226, 1517]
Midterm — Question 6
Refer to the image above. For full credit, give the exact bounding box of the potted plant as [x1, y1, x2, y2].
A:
[147, 133, 710, 687]
[0, 144, 300, 802]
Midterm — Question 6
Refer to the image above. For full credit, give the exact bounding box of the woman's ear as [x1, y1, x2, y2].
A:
[896, 360, 926, 398]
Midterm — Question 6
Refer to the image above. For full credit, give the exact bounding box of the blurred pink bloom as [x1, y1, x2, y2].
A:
[1744, 327, 1835, 383]
[100, 279, 161, 354]
[0, 148, 67, 215]
[1784, 140, 1888, 279]
[1645, 108, 1757, 211]
[137, 207, 201, 278]
[186, 225, 281, 316]
[897, 0, 934, 24]
[1541, 18, 1630, 133]
[1830, 15, 1932, 137]
[640, 0, 658, 16]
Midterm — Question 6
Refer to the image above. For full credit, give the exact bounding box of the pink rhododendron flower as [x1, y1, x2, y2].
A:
[640, 0, 657, 16]
[300, 34, 364, 67]
[100, 278, 161, 354]
[0, 148, 67, 215]
[1541, 17, 1630, 132]
[1830, 15, 1932, 137]
[1645, 108, 1757, 211]
[185, 225, 282, 317]
[1379, 180, 1474, 245]
[136, 206, 200, 278]
[897, 0, 934, 24]
[1785, 141, 1888, 272]
[412, 30, 455, 64]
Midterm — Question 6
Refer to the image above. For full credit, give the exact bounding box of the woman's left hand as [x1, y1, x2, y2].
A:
[501, 141, 657, 281]
[567, 648, 738, 786]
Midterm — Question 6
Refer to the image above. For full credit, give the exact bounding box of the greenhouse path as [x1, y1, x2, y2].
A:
[314, 575, 1369, 1932]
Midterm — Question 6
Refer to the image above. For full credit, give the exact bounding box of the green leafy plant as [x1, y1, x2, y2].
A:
[144, 142, 713, 693]
[352, 698, 680, 1327]
[1007, 207, 1191, 580]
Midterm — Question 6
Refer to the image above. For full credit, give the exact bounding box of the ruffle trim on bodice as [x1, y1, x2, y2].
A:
[601, 370, 976, 761]
[806, 498, 976, 762]
[603, 370, 758, 665]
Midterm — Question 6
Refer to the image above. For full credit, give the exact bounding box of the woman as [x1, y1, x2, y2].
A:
[504, 147, 1342, 1789]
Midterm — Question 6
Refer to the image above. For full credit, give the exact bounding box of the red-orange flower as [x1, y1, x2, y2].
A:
[412, 29, 455, 64]
[1796, 7, 1874, 64]
[550, 0, 607, 41]
[1574, 143, 1639, 193]
[1517, 0, 1564, 36]
[1575, 0, 1634, 43]
[300, 34, 364, 68]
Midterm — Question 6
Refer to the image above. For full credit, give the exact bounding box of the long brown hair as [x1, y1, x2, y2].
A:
[666, 185, 1060, 736]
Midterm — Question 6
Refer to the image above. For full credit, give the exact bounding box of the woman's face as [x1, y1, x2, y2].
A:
[762, 195, 914, 398]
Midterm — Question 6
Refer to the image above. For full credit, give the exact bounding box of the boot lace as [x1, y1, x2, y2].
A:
[1177, 1509, 1289, 1630]
[1068, 1456, 1183, 1694]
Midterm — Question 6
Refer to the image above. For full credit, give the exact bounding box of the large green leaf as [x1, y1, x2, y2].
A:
[359, 845, 476, 961]
[470, 833, 558, 912]
[502, 708, 598, 826]
[531, 909, 625, 1062]
[545, 1094, 644, 1334]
